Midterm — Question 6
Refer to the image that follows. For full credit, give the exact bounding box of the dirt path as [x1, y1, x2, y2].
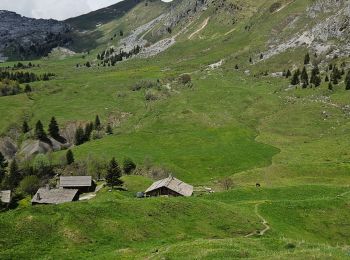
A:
[245, 202, 270, 237]
[188, 17, 209, 40]
[79, 183, 104, 201]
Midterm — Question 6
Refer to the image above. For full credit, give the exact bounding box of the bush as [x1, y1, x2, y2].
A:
[269, 2, 282, 13]
[145, 90, 159, 101]
[131, 80, 156, 91]
[123, 158, 136, 175]
[19, 175, 40, 195]
[180, 74, 192, 85]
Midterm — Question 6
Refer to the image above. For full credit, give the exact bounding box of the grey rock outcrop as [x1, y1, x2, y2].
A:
[0, 10, 72, 61]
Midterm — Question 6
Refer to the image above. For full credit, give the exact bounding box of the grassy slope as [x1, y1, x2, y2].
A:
[0, 0, 350, 258]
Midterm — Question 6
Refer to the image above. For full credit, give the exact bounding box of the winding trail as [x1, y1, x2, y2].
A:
[245, 202, 270, 237]
[188, 17, 209, 39]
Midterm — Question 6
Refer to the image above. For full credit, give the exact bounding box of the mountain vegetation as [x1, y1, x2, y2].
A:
[0, 0, 350, 258]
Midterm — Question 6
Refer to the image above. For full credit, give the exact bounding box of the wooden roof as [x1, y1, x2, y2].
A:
[31, 188, 78, 205]
[59, 176, 92, 187]
[0, 190, 11, 203]
[145, 176, 193, 197]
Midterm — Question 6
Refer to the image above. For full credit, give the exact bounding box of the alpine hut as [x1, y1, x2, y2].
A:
[59, 176, 96, 193]
[31, 187, 79, 205]
[145, 176, 193, 197]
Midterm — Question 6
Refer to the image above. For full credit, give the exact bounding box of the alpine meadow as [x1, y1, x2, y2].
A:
[0, 0, 350, 259]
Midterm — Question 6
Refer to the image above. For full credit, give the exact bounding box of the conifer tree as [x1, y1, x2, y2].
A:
[106, 158, 123, 188]
[304, 53, 310, 65]
[7, 159, 21, 189]
[22, 121, 30, 133]
[291, 70, 300, 85]
[84, 122, 94, 141]
[48, 117, 60, 140]
[94, 115, 101, 130]
[106, 124, 113, 135]
[345, 71, 350, 90]
[301, 67, 309, 87]
[66, 150, 74, 165]
[35, 120, 47, 141]
[286, 69, 292, 78]
[325, 75, 329, 82]
[75, 126, 85, 145]
[0, 152, 8, 185]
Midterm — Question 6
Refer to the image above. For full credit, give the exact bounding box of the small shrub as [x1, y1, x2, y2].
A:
[19, 175, 40, 196]
[269, 2, 282, 13]
[123, 158, 136, 175]
[145, 90, 159, 101]
[180, 74, 192, 85]
[285, 243, 296, 250]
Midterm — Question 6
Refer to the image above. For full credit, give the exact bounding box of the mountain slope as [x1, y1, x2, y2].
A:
[0, 11, 71, 61]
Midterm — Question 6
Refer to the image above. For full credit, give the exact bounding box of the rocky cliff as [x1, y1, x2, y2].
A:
[0, 11, 72, 61]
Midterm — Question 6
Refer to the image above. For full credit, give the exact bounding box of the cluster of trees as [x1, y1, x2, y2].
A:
[0, 152, 54, 194]
[74, 115, 113, 146]
[22, 117, 65, 144]
[288, 53, 350, 90]
[290, 65, 322, 88]
[0, 70, 54, 84]
[0, 79, 32, 97]
[96, 45, 142, 66]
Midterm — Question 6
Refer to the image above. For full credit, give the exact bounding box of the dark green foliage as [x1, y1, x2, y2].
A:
[86, 62, 91, 68]
[106, 158, 123, 188]
[304, 53, 310, 65]
[0, 152, 8, 186]
[123, 158, 136, 175]
[249, 57, 252, 63]
[75, 126, 85, 145]
[106, 124, 113, 135]
[48, 117, 60, 140]
[301, 67, 309, 88]
[310, 66, 321, 87]
[84, 122, 94, 141]
[24, 84, 32, 93]
[66, 150, 74, 165]
[22, 120, 30, 133]
[286, 69, 292, 78]
[345, 71, 350, 90]
[7, 159, 21, 189]
[331, 65, 342, 84]
[328, 82, 333, 91]
[325, 75, 329, 82]
[235, 64, 239, 70]
[35, 120, 47, 141]
[120, 30, 124, 36]
[0, 70, 54, 84]
[291, 70, 300, 85]
[94, 115, 101, 130]
[260, 53, 263, 60]
[19, 175, 40, 195]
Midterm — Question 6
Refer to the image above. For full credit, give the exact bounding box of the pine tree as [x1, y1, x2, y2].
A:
[286, 69, 292, 78]
[123, 158, 136, 175]
[75, 126, 85, 145]
[48, 117, 60, 139]
[66, 150, 74, 165]
[84, 122, 94, 141]
[106, 158, 123, 188]
[94, 115, 101, 130]
[291, 70, 300, 85]
[235, 64, 239, 70]
[35, 120, 47, 141]
[106, 124, 113, 135]
[249, 57, 252, 63]
[310, 66, 320, 86]
[0, 152, 8, 185]
[304, 53, 310, 65]
[22, 121, 30, 133]
[301, 67, 309, 88]
[260, 53, 264, 60]
[7, 159, 21, 189]
[325, 75, 329, 82]
[345, 71, 350, 90]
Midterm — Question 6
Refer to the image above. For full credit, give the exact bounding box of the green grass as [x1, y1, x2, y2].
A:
[1, 0, 350, 258]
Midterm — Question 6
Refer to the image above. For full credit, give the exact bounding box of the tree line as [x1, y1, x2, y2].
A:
[0, 70, 54, 84]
